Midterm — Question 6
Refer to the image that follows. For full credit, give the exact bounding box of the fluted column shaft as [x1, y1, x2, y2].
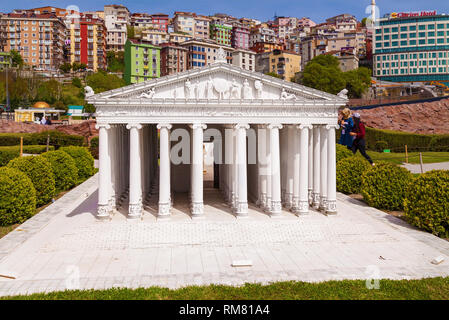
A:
[298, 125, 312, 215]
[127, 123, 143, 219]
[191, 123, 207, 217]
[96, 123, 111, 219]
[320, 125, 328, 211]
[326, 125, 339, 215]
[312, 126, 321, 209]
[269, 124, 283, 215]
[158, 123, 172, 217]
[235, 124, 249, 216]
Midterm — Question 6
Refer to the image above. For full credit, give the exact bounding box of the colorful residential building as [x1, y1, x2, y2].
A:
[250, 42, 284, 54]
[160, 42, 188, 76]
[231, 22, 250, 50]
[0, 12, 66, 71]
[232, 49, 255, 71]
[124, 39, 160, 84]
[141, 29, 169, 45]
[68, 13, 107, 71]
[193, 15, 211, 40]
[0, 51, 11, 69]
[104, 4, 130, 51]
[373, 11, 449, 85]
[173, 12, 195, 37]
[210, 19, 232, 46]
[268, 49, 301, 81]
[150, 13, 169, 33]
[169, 32, 193, 43]
[180, 39, 233, 69]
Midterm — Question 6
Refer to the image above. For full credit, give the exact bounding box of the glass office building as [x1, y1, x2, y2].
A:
[373, 12, 449, 86]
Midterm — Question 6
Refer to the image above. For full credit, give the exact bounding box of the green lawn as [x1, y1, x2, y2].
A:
[3, 278, 449, 300]
[366, 151, 449, 165]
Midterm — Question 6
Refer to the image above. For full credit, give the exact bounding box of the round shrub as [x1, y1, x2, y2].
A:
[0, 167, 36, 226]
[336, 157, 372, 194]
[374, 141, 388, 152]
[404, 170, 449, 238]
[41, 150, 78, 193]
[7, 155, 56, 207]
[336, 144, 353, 163]
[361, 162, 413, 211]
[59, 146, 95, 183]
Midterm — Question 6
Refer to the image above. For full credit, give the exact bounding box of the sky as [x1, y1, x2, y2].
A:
[2, 0, 448, 23]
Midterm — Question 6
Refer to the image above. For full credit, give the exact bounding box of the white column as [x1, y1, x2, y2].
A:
[191, 123, 207, 217]
[126, 123, 143, 219]
[232, 129, 238, 211]
[96, 123, 111, 219]
[291, 125, 300, 212]
[235, 123, 249, 217]
[265, 126, 272, 212]
[312, 125, 321, 209]
[326, 125, 339, 215]
[308, 127, 314, 205]
[319, 125, 328, 211]
[269, 124, 283, 215]
[285, 126, 295, 209]
[297, 124, 312, 215]
[157, 123, 172, 218]
[257, 125, 267, 208]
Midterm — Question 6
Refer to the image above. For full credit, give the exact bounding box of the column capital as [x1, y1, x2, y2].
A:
[95, 123, 110, 130]
[126, 123, 142, 130]
[325, 124, 340, 130]
[190, 123, 207, 130]
[234, 123, 250, 130]
[297, 124, 313, 130]
[268, 123, 283, 130]
[157, 123, 172, 130]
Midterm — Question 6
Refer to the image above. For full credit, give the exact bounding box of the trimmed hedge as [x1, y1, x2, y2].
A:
[404, 170, 449, 238]
[364, 127, 449, 152]
[60, 146, 95, 183]
[361, 161, 413, 211]
[0, 167, 36, 226]
[41, 150, 78, 193]
[0, 145, 55, 166]
[0, 131, 85, 148]
[336, 144, 353, 163]
[0, 147, 20, 167]
[7, 156, 56, 207]
[336, 157, 372, 194]
[374, 141, 388, 152]
[89, 136, 99, 159]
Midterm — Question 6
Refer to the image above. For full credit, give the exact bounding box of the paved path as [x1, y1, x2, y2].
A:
[402, 161, 449, 174]
[0, 175, 448, 297]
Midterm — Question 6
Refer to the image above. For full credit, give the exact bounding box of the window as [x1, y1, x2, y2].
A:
[409, 26, 416, 31]
[419, 32, 426, 37]
[401, 33, 407, 39]
[419, 25, 426, 30]
[428, 32, 435, 37]
[427, 24, 435, 30]
[400, 26, 407, 32]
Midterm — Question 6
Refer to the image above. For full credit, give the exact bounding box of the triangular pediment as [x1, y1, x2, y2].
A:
[87, 62, 347, 104]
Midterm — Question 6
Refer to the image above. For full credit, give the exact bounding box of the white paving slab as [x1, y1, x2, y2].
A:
[0, 177, 448, 297]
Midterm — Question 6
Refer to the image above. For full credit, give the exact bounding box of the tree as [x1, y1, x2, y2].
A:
[343, 67, 372, 98]
[59, 63, 72, 74]
[37, 80, 62, 105]
[127, 25, 135, 39]
[265, 72, 283, 79]
[85, 71, 126, 94]
[107, 51, 125, 73]
[298, 55, 371, 98]
[301, 56, 346, 95]
[71, 77, 82, 88]
[10, 50, 24, 68]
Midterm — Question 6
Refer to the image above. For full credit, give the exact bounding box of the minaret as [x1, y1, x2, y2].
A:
[371, 0, 377, 24]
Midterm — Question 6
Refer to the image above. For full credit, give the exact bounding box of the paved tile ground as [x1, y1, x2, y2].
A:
[402, 161, 449, 174]
[0, 174, 448, 297]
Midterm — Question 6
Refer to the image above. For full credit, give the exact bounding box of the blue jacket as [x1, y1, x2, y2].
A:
[338, 117, 354, 147]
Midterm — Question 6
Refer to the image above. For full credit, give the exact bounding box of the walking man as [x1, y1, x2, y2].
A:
[350, 113, 375, 166]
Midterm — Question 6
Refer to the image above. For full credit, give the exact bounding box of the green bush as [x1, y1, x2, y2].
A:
[429, 136, 449, 152]
[336, 157, 372, 194]
[374, 141, 388, 152]
[7, 156, 56, 207]
[0, 167, 36, 226]
[336, 144, 353, 162]
[59, 146, 95, 183]
[364, 127, 449, 152]
[0, 131, 85, 148]
[361, 162, 413, 211]
[41, 150, 78, 193]
[0, 146, 20, 166]
[404, 170, 449, 237]
[89, 136, 99, 159]
[0, 145, 55, 166]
